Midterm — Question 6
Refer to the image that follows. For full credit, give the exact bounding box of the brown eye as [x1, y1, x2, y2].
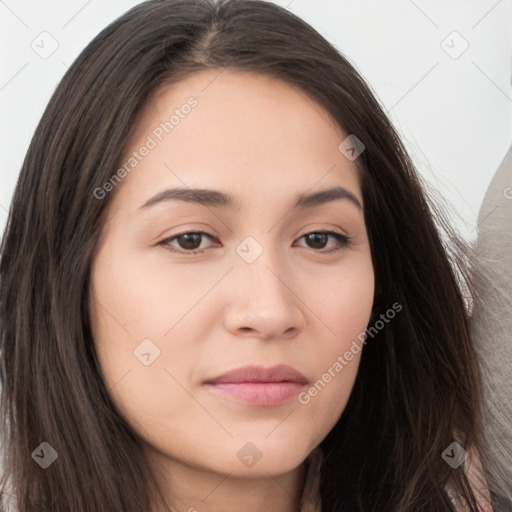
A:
[304, 233, 329, 249]
[158, 231, 217, 255]
[175, 233, 204, 250]
[296, 231, 351, 252]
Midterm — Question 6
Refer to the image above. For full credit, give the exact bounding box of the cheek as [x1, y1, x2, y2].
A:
[296, 353, 361, 449]
[88, 242, 200, 355]
[87, 243, 166, 393]
[87, 244, 214, 427]
[293, 254, 374, 442]
[306, 249, 375, 351]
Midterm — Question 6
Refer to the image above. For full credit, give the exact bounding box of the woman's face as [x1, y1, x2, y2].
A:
[88, 70, 374, 481]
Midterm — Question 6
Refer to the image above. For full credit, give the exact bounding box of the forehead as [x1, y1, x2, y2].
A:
[110, 69, 361, 212]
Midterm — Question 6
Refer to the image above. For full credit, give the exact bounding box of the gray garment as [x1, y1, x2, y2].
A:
[471, 142, 512, 508]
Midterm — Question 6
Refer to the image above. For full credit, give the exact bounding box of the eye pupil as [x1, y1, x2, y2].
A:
[179, 233, 202, 250]
[306, 233, 328, 249]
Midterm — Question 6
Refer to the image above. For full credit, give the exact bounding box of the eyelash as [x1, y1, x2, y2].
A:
[157, 229, 352, 256]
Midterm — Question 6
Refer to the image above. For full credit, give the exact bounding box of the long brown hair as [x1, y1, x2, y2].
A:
[0, 0, 505, 510]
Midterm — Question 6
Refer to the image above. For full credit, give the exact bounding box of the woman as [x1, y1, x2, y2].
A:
[0, 0, 506, 510]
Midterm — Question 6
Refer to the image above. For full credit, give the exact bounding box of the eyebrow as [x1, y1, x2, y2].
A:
[139, 185, 363, 212]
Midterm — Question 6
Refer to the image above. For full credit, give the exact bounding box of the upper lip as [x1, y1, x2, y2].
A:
[204, 364, 308, 385]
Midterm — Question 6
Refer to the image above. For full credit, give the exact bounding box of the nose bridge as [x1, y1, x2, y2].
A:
[224, 233, 305, 338]
[234, 233, 290, 301]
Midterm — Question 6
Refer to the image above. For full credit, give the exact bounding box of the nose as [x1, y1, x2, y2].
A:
[223, 252, 305, 341]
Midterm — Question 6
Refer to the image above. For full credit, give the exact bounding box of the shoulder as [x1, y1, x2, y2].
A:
[447, 444, 493, 512]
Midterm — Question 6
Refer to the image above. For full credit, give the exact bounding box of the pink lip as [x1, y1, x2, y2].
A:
[204, 364, 308, 406]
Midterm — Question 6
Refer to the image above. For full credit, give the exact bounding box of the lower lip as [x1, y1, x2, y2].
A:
[205, 381, 305, 406]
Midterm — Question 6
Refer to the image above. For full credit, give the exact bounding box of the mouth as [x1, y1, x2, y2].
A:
[205, 381, 306, 406]
[203, 364, 308, 407]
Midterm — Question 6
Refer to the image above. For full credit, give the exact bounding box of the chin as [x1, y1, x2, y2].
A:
[209, 436, 313, 477]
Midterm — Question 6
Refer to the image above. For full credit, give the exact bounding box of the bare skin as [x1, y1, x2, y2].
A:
[88, 69, 375, 512]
